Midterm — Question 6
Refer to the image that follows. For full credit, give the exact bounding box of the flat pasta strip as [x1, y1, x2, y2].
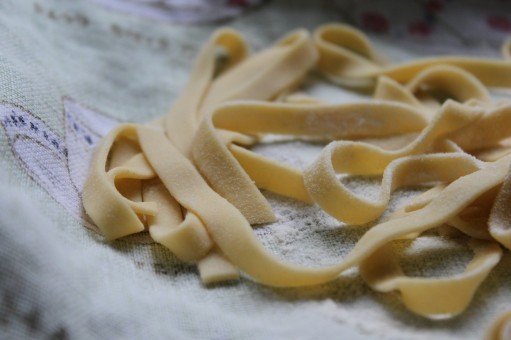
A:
[487, 310, 511, 340]
[143, 179, 213, 262]
[138, 125, 343, 286]
[164, 28, 248, 156]
[83, 125, 156, 240]
[81, 25, 511, 324]
[360, 239, 502, 318]
[188, 30, 318, 224]
[315, 24, 511, 89]
[305, 152, 482, 225]
[375, 65, 491, 119]
[489, 163, 511, 250]
[193, 100, 429, 208]
[303, 101, 483, 224]
[449, 103, 511, 151]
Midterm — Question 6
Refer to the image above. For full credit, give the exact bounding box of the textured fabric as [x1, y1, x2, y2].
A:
[1, 1, 510, 339]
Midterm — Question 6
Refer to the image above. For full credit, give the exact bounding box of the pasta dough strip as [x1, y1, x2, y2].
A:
[304, 101, 482, 224]
[193, 100, 428, 207]
[375, 65, 491, 118]
[449, 103, 511, 151]
[360, 239, 502, 318]
[142, 123, 507, 293]
[189, 29, 318, 225]
[164, 28, 248, 156]
[143, 179, 214, 262]
[85, 124, 237, 281]
[138, 125, 343, 286]
[489, 163, 511, 250]
[307, 152, 482, 225]
[81, 26, 511, 320]
[83, 125, 154, 240]
[315, 24, 511, 90]
[486, 310, 511, 340]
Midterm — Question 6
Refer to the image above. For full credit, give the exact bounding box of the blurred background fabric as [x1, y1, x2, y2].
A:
[1, 1, 510, 339]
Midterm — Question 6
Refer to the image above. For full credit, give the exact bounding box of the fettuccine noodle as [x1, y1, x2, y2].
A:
[82, 24, 511, 336]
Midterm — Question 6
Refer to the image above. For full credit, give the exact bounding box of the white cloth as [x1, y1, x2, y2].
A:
[1, 1, 510, 339]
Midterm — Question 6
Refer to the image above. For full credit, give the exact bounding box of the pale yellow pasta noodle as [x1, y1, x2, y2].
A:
[487, 310, 511, 340]
[81, 24, 511, 327]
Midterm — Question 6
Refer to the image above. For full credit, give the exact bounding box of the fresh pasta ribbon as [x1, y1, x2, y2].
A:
[82, 25, 511, 322]
[303, 101, 483, 224]
[374, 65, 491, 118]
[305, 152, 482, 225]
[143, 179, 213, 262]
[201, 29, 318, 109]
[487, 310, 511, 340]
[164, 28, 248, 156]
[315, 24, 511, 89]
[489, 163, 511, 250]
[137, 124, 343, 287]
[83, 124, 213, 261]
[360, 239, 502, 318]
[340, 155, 511, 289]
[189, 29, 319, 224]
[193, 100, 429, 209]
[83, 125, 155, 240]
[449, 102, 511, 151]
[393, 182, 498, 241]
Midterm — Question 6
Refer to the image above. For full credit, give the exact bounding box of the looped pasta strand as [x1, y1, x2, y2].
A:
[82, 25, 511, 323]
[315, 24, 511, 89]
[486, 310, 511, 340]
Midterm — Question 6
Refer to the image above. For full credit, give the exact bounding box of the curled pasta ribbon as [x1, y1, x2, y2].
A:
[187, 29, 318, 224]
[304, 101, 483, 224]
[83, 125, 156, 240]
[201, 29, 318, 108]
[193, 100, 429, 209]
[84, 27, 320, 282]
[315, 24, 511, 90]
[449, 102, 511, 151]
[374, 65, 491, 117]
[489, 163, 511, 250]
[83, 25, 511, 318]
[360, 239, 502, 318]
[83, 125, 212, 256]
[487, 310, 511, 340]
[393, 180, 500, 241]
[85, 117, 505, 293]
[306, 152, 482, 225]
[83, 124, 238, 282]
[164, 28, 248, 156]
[143, 123, 507, 294]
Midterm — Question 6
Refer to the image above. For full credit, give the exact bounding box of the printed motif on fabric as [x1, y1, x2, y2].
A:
[0, 98, 119, 233]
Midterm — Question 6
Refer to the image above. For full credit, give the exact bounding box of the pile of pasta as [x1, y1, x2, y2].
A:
[83, 24, 511, 336]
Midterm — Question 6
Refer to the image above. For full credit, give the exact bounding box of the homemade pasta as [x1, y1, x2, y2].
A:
[82, 24, 511, 336]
